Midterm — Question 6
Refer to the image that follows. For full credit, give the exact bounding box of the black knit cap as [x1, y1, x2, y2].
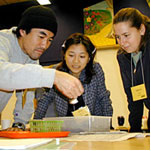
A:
[18, 5, 58, 36]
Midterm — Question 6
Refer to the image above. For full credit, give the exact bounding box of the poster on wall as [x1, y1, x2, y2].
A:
[83, 0, 117, 49]
[146, 0, 150, 7]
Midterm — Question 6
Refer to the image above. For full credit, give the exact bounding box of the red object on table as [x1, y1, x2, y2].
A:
[0, 131, 70, 139]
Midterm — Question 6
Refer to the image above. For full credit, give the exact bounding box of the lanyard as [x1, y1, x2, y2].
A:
[131, 55, 145, 86]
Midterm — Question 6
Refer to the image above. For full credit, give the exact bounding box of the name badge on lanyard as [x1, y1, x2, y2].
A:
[131, 84, 147, 101]
[130, 55, 147, 101]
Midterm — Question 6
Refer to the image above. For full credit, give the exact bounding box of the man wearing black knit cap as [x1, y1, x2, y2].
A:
[0, 5, 84, 131]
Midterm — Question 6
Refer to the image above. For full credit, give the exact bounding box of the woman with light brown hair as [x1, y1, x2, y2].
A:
[113, 8, 150, 132]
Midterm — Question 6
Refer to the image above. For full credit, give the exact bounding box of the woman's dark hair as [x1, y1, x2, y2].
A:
[113, 8, 150, 51]
[57, 33, 96, 84]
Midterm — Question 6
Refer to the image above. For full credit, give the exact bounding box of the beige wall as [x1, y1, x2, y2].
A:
[1, 47, 148, 128]
[1, 92, 16, 125]
[95, 48, 129, 128]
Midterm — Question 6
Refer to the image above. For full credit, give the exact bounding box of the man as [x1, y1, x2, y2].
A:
[0, 5, 83, 130]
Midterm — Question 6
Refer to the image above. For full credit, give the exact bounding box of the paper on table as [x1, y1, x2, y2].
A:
[60, 132, 150, 142]
[0, 138, 53, 149]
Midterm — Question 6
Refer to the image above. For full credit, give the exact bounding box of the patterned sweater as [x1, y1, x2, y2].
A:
[34, 62, 113, 119]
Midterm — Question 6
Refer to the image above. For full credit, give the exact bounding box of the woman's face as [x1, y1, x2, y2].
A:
[65, 43, 89, 77]
[113, 21, 145, 53]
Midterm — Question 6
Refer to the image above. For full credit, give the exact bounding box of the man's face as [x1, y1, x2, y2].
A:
[19, 28, 54, 60]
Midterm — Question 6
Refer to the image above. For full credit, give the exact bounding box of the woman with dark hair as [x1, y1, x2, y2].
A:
[34, 33, 113, 118]
[113, 8, 150, 132]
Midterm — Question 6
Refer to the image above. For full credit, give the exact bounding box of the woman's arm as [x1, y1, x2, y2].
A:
[94, 63, 113, 116]
[34, 88, 55, 119]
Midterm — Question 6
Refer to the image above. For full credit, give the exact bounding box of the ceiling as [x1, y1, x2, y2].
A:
[0, 0, 104, 8]
[0, 0, 32, 6]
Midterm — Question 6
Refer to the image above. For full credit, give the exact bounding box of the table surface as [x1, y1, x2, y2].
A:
[33, 136, 150, 150]
[0, 133, 150, 150]
[69, 137, 150, 150]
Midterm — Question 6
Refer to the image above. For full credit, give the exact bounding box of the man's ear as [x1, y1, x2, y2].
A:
[19, 29, 26, 37]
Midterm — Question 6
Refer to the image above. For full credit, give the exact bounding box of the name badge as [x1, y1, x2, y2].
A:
[72, 106, 91, 116]
[131, 84, 147, 101]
